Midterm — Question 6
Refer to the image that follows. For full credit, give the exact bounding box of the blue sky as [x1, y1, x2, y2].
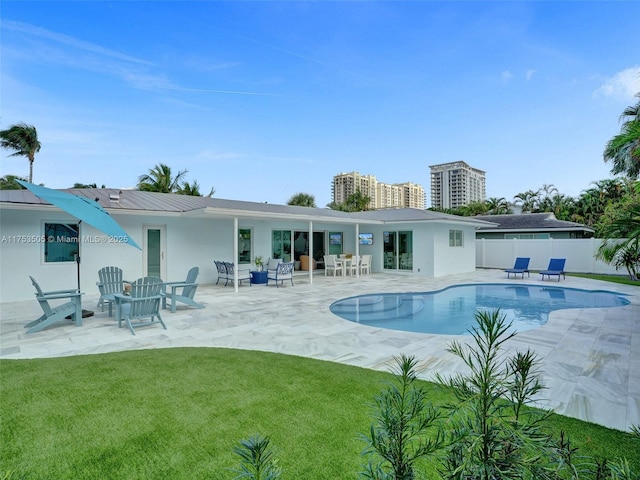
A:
[2, 1, 639, 208]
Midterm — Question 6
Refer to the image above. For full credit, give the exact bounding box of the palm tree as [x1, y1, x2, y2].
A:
[137, 164, 188, 193]
[604, 92, 640, 179]
[176, 180, 214, 197]
[287, 192, 316, 207]
[0, 174, 27, 190]
[463, 200, 490, 216]
[513, 190, 540, 213]
[329, 190, 371, 212]
[0, 123, 41, 183]
[595, 185, 640, 279]
[576, 179, 629, 227]
[538, 184, 559, 212]
[485, 197, 511, 215]
[548, 193, 576, 221]
[596, 203, 640, 280]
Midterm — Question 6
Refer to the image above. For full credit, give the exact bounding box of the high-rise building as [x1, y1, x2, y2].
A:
[429, 161, 486, 209]
[332, 172, 426, 210]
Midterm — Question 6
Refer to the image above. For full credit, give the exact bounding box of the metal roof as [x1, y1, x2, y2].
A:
[0, 188, 493, 226]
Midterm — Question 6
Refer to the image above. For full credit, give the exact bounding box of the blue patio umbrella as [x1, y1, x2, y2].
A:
[18, 181, 141, 312]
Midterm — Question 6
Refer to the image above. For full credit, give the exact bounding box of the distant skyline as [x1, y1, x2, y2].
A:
[1, 1, 639, 207]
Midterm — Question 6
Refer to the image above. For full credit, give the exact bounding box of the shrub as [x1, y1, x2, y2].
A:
[436, 309, 552, 479]
[360, 354, 447, 479]
[231, 434, 282, 480]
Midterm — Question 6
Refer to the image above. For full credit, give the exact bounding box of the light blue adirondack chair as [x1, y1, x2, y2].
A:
[162, 266, 205, 313]
[96, 266, 125, 316]
[26, 276, 83, 334]
[115, 277, 166, 335]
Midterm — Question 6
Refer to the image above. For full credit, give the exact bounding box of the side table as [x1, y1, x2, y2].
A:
[250, 270, 268, 285]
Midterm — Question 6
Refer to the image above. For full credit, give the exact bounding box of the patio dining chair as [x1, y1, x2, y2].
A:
[26, 276, 83, 333]
[359, 254, 371, 275]
[323, 255, 343, 276]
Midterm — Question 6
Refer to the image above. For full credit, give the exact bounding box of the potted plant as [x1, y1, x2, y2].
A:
[254, 255, 264, 271]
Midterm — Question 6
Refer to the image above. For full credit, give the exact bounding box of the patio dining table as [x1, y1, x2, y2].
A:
[338, 255, 358, 276]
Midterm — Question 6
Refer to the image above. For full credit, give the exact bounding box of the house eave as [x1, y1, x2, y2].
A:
[478, 227, 594, 233]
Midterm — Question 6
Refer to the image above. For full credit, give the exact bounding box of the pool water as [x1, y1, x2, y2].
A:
[329, 283, 630, 335]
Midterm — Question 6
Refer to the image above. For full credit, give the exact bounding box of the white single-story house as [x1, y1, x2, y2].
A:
[0, 188, 494, 302]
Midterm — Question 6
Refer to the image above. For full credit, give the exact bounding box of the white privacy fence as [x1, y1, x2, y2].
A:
[476, 238, 624, 275]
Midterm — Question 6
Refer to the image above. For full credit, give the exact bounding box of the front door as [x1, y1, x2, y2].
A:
[143, 225, 166, 279]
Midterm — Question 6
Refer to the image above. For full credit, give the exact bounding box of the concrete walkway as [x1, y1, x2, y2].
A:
[1, 269, 638, 431]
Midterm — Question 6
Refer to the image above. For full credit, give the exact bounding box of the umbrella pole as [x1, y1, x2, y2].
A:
[77, 220, 82, 292]
[76, 253, 81, 292]
[76, 221, 94, 318]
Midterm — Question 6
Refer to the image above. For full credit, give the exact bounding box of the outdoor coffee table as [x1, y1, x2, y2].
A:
[250, 271, 268, 284]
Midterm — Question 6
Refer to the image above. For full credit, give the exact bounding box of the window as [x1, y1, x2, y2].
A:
[449, 230, 463, 247]
[328, 231, 343, 256]
[44, 222, 79, 262]
[272, 230, 292, 262]
[238, 228, 252, 264]
[504, 233, 550, 240]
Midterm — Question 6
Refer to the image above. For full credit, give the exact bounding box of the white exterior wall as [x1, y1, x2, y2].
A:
[0, 209, 230, 302]
[1, 205, 483, 302]
[431, 223, 477, 277]
[363, 223, 477, 278]
[411, 224, 435, 277]
[475, 238, 623, 275]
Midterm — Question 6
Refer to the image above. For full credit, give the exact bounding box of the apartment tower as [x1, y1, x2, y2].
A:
[332, 172, 426, 210]
[429, 161, 486, 209]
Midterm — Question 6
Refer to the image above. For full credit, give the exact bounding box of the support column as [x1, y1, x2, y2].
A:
[234, 217, 239, 293]
[308, 220, 313, 284]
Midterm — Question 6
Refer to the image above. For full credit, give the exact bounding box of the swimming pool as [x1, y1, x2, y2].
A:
[329, 283, 630, 335]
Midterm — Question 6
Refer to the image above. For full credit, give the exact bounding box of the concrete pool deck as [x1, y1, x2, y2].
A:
[1, 269, 638, 432]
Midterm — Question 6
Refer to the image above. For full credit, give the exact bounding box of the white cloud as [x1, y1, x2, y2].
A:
[526, 69, 536, 81]
[593, 66, 640, 100]
[2, 20, 153, 66]
[501, 70, 514, 83]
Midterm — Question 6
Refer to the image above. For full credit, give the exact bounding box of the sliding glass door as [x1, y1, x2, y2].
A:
[383, 231, 397, 269]
[383, 230, 413, 270]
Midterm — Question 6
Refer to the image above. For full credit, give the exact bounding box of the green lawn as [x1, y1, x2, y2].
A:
[1, 348, 638, 479]
[568, 272, 640, 286]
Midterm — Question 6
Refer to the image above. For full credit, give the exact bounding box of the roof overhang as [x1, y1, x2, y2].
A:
[478, 226, 594, 233]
